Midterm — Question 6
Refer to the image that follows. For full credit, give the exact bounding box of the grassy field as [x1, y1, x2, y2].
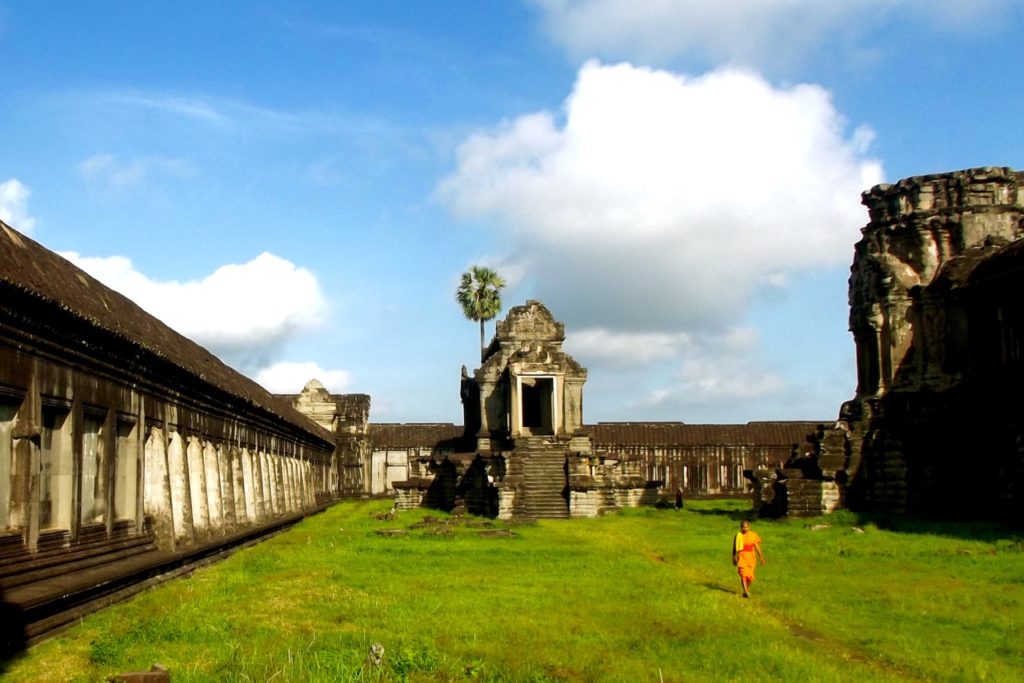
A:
[2, 499, 1022, 682]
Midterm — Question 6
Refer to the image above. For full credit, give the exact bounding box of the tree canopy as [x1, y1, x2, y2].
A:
[456, 266, 505, 361]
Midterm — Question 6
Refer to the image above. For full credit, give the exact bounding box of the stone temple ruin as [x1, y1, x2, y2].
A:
[391, 300, 659, 518]
[370, 301, 822, 518]
[2, 164, 1022, 650]
[751, 167, 1024, 523]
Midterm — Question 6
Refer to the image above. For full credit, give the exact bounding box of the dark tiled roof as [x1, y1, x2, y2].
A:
[368, 423, 464, 448]
[333, 393, 371, 421]
[366, 421, 823, 449]
[589, 421, 823, 447]
[0, 220, 333, 446]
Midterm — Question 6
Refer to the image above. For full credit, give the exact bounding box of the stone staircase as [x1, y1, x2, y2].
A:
[514, 438, 569, 519]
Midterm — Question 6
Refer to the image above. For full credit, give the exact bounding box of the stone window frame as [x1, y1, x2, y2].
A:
[40, 398, 73, 532]
[79, 405, 109, 528]
[113, 414, 140, 524]
[513, 373, 560, 437]
[0, 394, 20, 530]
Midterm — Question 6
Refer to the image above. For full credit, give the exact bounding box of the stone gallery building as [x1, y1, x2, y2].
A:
[0, 219, 341, 646]
[345, 301, 822, 519]
[3, 165, 1021, 648]
[369, 419, 821, 517]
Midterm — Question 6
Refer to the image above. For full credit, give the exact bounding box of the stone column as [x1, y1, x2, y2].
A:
[203, 440, 222, 531]
[143, 426, 174, 548]
[241, 447, 258, 522]
[11, 379, 40, 548]
[166, 431, 194, 545]
[186, 436, 209, 537]
[228, 445, 244, 524]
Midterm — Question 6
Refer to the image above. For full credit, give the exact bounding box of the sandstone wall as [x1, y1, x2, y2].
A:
[837, 167, 1024, 519]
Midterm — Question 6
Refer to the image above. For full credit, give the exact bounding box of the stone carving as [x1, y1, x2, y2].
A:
[778, 167, 1024, 519]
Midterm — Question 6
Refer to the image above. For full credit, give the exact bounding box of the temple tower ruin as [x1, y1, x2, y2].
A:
[473, 300, 589, 453]
[393, 300, 656, 519]
[470, 300, 591, 518]
[833, 167, 1024, 519]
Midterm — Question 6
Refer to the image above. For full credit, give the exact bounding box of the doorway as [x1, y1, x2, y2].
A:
[520, 377, 554, 435]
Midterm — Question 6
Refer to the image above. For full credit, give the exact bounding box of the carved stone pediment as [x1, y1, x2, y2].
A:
[495, 300, 564, 344]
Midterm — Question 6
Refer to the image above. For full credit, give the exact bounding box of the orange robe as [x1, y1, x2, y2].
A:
[736, 531, 762, 583]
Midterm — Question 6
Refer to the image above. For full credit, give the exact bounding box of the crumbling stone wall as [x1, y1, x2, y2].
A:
[817, 167, 1024, 521]
[284, 382, 371, 495]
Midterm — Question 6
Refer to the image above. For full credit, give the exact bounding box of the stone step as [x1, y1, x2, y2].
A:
[0, 537, 159, 590]
[509, 449, 569, 518]
[0, 535, 156, 584]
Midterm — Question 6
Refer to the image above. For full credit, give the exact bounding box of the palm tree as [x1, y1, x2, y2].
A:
[456, 266, 505, 361]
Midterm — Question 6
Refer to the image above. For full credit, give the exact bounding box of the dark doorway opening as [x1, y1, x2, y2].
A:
[521, 377, 554, 435]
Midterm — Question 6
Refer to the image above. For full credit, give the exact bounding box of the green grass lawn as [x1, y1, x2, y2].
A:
[3, 499, 1022, 682]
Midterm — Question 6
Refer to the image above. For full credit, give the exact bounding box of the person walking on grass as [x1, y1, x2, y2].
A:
[732, 519, 765, 598]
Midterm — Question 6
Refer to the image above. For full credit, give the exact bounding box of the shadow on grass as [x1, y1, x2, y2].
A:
[687, 505, 753, 522]
[683, 497, 1020, 543]
[845, 511, 1022, 543]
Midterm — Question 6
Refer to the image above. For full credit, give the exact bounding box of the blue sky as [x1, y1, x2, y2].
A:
[1, 1, 1022, 424]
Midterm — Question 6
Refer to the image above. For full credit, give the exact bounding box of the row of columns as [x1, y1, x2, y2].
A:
[0, 386, 334, 552]
[143, 427, 319, 549]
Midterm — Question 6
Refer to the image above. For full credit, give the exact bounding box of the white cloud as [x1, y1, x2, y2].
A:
[60, 251, 328, 372]
[255, 361, 351, 395]
[79, 153, 196, 188]
[637, 326, 786, 411]
[567, 325, 785, 410]
[532, 0, 1020, 69]
[439, 61, 883, 332]
[0, 178, 37, 235]
[566, 329, 691, 365]
[105, 92, 231, 125]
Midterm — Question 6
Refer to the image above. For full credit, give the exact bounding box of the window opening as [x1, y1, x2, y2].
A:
[113, 419, 138, 521]
[0, 401, 17, 529]
[40, 408, 72, 530]
[80, 412, 107, 525]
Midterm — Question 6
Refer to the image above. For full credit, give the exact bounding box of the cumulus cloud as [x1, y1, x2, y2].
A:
[0, 178, 36, 235]
[440, 61, 882, 332]
[439, 60, 881, 411]
[255, 362, 351, 394]
[60, 251, 329, 372]
[532, 0, 1020, 69]
[566, 329, 691, 366]
[654, 327, 785, 406]
[79, 153, 196, 188]
[569, 326, 784, 413]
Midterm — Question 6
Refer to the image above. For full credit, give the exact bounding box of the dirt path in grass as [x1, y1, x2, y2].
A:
[755, 602, 925, 681]
[644, 550, 926, 681]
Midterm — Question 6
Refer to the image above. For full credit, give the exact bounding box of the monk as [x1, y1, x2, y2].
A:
[732, 519, 765, 598]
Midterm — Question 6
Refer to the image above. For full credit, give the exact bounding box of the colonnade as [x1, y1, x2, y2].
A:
[143, 427, 322, 548]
